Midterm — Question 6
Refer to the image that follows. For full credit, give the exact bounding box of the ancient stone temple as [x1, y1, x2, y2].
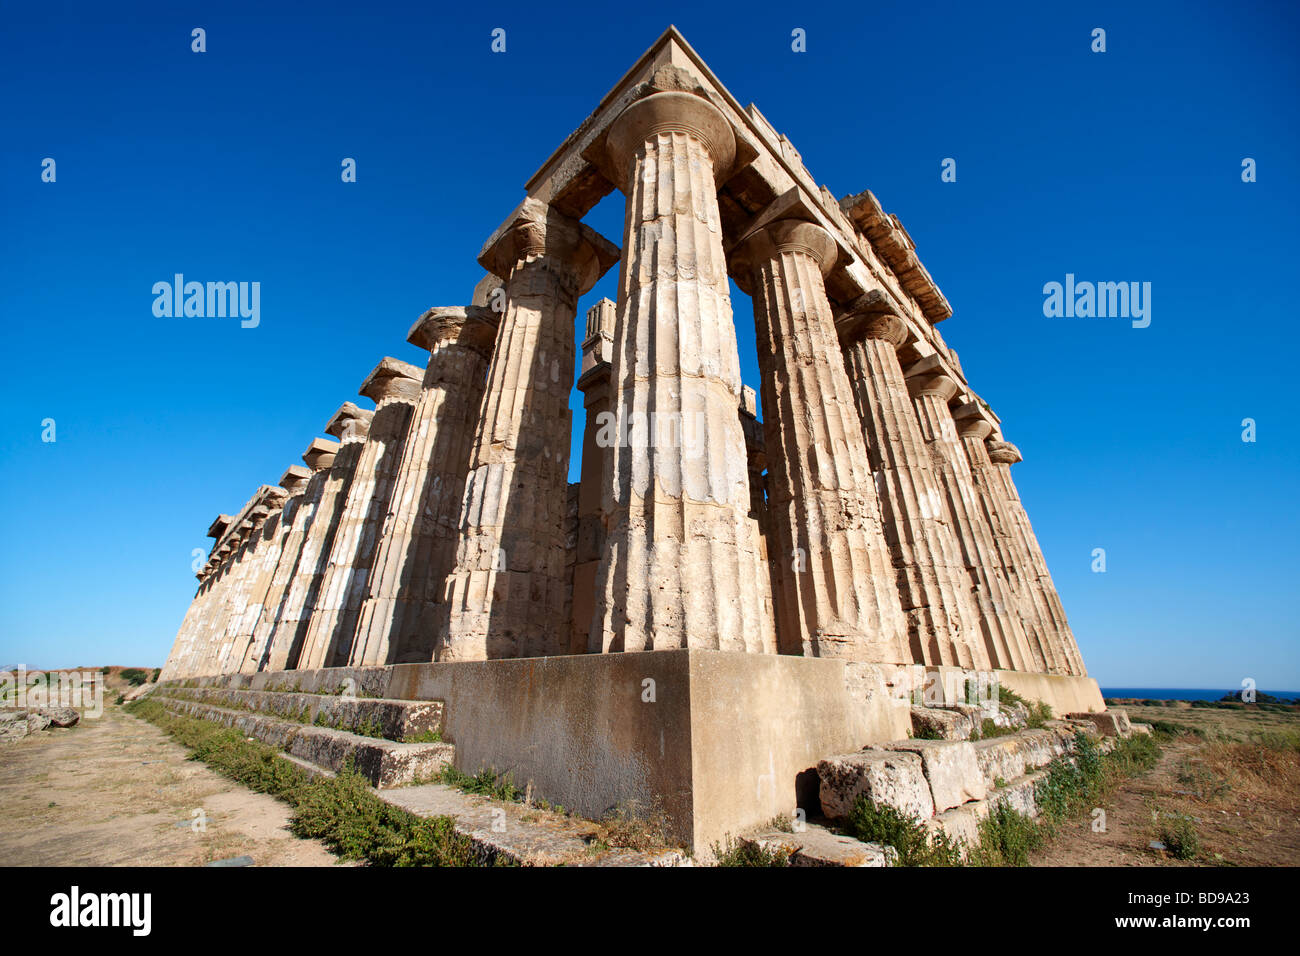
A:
[154, 27, 1115, 855]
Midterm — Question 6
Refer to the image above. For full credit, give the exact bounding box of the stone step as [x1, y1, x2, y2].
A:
[909, 701, 1030, 741]
[155, 697, 453, 788]
[971, 728, 1068, 789]
[741, 825, 896, 867]
[152, 685, 442, 743]
[379, 783, 689, 867]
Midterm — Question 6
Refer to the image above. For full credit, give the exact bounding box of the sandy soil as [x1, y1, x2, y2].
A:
[0, 705, 339, 866]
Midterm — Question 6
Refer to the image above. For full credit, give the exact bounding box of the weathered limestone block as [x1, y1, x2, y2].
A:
[925, 800, 988, 849]
[253, 439, 340, 673]
[441, 200, 617, 662]
[264, 403, 373, 670]
[910, 706, 973, 741]
[590, 89, 773, 654]
[985, 440, 1087, 676]
[744, 827, 897, 866]
[350, 305, 498, 666]
[300, 358, 423, 670]
[838, 303, 986, 669]
[817, 749, 935, 821]
[885, 738, 987, 812]
[1067, 710, 1131, 737]
[905, 357, 1035, 672]
[732, 217, 908, 662]
[972, 729, 1062, 786]
[986, 770, 1046, 818]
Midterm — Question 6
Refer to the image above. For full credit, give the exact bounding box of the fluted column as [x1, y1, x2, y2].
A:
[162, 514, 229, 680]
[251, 440, 340, 672]
[737, 387, 780, 656]
[905, 357, 1033, 671]
[228, 465, 313, 673]
[954, 412, 1056, 672]
[440, 200, 617, 662]
[733, 219, 908, 661]
[569, 299, 615, 655]
[182, 526, 237, 676]
[838, 306, 986, 668]
[985, 439, 1087, 675]
[266, 403, 373, 670]
[300, 359, 423, 669]
[207, 502, 281, 675]
[349, 309, 498, 666]
[590, 89, 773, 654]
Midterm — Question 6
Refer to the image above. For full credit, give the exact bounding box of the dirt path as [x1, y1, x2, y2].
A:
[1031, 734, 1300, 867]
[0, 705, 338, 866]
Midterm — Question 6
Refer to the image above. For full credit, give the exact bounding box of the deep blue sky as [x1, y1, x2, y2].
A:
[2, 1, 1296, 689]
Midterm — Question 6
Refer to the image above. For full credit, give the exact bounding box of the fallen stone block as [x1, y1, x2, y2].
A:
[885, 739, 987, 812]
[26, 713, 52, 733]
[817, 749, 934, 821]
[1130, 722, 1153, 736]
[40, 707, 81, 728]
[744, 826, 896, 867]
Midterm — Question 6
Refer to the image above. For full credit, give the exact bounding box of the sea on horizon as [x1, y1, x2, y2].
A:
[1101, 687, 1299, 702]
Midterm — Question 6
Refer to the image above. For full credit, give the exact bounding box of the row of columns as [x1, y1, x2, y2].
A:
[161, 85, 1084, 681]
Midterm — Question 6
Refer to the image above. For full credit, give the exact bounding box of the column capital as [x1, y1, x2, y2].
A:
[325, 402, 374, 443]
[732, 218, 837, 280]
[360, 357, 423, 405]
[835, 290, 908, 346]
[952, 400, 998, 433]
[279, 465, 312, 494]
[986, 440, 1023, 465]
[606, 90, 737, 186]
[478, 197, 618, 297]
[956, 418, 993, 440]
[407, 306, 499, 358]
[904, 354, 960, 400]
[302, 437, 340, 472]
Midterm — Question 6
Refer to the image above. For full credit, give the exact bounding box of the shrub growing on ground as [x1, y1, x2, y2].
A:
[124, 699, 479, 867]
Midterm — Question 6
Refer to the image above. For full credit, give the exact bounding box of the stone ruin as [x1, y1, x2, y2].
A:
[152, 27, 1121, 857]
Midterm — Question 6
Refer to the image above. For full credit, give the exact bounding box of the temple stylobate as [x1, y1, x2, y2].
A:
[159, 26, 1088, 692]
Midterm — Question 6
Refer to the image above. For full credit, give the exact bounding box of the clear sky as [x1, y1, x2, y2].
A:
[2, 1, 1296, 689]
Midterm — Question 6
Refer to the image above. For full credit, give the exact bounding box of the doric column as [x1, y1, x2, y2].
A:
[228, 465, 312, 673]
[209, 497, 285, 674]
[440, 200, 618, 662]
[300, 358, 423, 670]
[733, 218, 908, 662]
[904, 356, 1033, 671]
[590, 89, 773, 654]
[349, 308, 499, 666]
[838, 303, 986, 668]
[184, 520, 237, 676]
[568, 299, 615, 655]
[737, 386, 780, 655]
[266, 403, 373, 670]
[252, 440, 340, 672]
[953, 409, 1056, 673]
[985, 439, 1087, 675]
[161, 514, 230, 680]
